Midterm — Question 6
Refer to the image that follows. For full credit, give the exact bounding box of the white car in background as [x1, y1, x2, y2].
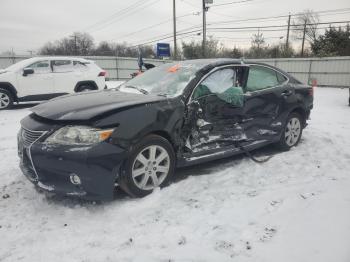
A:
[0, 57, 107, 110]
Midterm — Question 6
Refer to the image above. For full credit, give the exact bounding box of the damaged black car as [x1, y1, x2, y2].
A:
[18, 59, 313, 200]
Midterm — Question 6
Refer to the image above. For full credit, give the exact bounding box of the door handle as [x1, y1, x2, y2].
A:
[281, 90, 293, 97]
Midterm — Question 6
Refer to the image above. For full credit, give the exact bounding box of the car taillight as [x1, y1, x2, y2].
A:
[308, 87, 314, 97]
[98, 71, 107, 77]
[309, 79, 317, 96]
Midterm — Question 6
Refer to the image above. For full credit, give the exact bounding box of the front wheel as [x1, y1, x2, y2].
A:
[118, 135, 175, 198]
[0, 88, 14, 110]
[276, 112, 303, 151]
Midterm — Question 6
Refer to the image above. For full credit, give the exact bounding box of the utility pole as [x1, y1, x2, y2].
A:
[301, 20, 307, 57]
[27, 50, 34, 57]
[173, 0, 177, 59]
[70, 34, 78, 55]
[202, 0, 207, 58]
[286, 13, 291, 49]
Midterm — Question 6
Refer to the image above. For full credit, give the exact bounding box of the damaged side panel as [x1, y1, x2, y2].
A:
[93, 99, 186, 150]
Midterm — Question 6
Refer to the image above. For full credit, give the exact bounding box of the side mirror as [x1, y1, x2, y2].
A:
[23, 68, 34, 76]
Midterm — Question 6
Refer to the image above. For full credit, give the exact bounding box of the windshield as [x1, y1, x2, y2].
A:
[4, 58, 37, 71]
[120, 62, 201, 97]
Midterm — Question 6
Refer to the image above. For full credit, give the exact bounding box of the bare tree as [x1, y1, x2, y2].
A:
[292, 9, 320, 43]
[39, 32, 94, 56]
[250, 30, 266, 58]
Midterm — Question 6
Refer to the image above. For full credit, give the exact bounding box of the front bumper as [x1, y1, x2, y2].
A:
[18, 118, 127, 201]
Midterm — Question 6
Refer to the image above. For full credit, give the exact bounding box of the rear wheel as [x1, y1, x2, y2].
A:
[118, 135, 175, 198]
[0, 88, 14, 110]
[276, 112, 303, 150]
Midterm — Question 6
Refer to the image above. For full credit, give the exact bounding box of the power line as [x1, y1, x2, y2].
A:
[81, 0, 149, 32]
[129, 29, 202, 48]
[207, 24, 350, 33]
[210, 0, 255, 7]
[126, 7, 350, 47]
[109, 12, 199, 42]
[207, 20, 350, 30]
[207, 8, 350, 26]
[114, 7, 350, 47]
[131, 19, 350, 47]
[84, 0, 161, 33]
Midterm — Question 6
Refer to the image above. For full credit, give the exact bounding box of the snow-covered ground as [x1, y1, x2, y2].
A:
[0, 88, 349, 262]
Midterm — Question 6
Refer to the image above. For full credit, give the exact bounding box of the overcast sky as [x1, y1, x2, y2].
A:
[0, 0, 349, 54]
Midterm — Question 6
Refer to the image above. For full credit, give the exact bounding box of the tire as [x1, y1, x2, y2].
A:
[0, 88, 14, 110]
[118, 134, 176, 198]
[77, 85, 94, 92]
[276, 112, 303, 151]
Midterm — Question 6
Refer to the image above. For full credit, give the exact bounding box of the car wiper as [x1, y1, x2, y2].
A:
[124, 85, 149, 95]
[156, 93, 168, 97]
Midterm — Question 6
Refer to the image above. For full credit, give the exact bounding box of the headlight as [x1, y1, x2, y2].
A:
[45, 126, 114, 145]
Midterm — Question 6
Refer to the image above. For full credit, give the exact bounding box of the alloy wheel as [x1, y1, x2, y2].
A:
[0, 92, 10, 109]
[285, 117, 301, 146]
[132, 145, 170, 190]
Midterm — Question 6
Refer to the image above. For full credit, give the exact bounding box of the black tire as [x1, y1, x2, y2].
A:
[118, 134, 176, 198]
[0, 88, 14, 110]
[77, 85, 95, 92]
[276, 112, 303, 151]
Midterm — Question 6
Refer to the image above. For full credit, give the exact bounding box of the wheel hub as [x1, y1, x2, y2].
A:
[132, 145, 170, 191]
[0, 92, 10, 109]
[285, 117, 301, 146]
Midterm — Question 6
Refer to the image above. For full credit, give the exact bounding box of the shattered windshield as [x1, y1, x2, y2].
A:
[120, 62, 201, 97]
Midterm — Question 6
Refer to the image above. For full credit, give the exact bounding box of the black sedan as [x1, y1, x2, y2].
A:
[18, 59, 313, 200]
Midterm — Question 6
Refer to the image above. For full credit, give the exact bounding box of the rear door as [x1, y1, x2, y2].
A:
[241, 64, 291, 142]
[52, 59, 76, 94]
[16, 60, 54, 97]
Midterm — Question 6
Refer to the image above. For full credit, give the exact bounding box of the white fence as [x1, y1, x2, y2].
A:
[0, 56, 169, 81]
[1, 55, 349, 87]
[252, 56, 350, 87]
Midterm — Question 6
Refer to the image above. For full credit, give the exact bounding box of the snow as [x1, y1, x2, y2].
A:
[0, 88, 349, 261]
[105, 80, 125, 89]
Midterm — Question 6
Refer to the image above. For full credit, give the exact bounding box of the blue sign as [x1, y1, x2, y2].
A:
[156, 43, 171, 57]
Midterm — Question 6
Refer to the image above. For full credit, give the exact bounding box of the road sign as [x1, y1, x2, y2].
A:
[156, 43, 171, 57]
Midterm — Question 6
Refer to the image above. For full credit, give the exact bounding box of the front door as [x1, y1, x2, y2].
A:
[16, 60, 54, 98]
[184, 66, 248, 154]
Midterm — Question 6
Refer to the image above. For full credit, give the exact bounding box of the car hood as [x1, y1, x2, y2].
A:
[31, 90, 167, 121]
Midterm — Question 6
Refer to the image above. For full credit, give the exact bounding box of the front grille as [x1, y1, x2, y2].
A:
[20, 127, 45, 147]
[21, 150, 38, 181]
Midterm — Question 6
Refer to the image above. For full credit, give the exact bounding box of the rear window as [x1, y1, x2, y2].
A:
[246, 65, 286, 92]
[52, 60, 73, 73]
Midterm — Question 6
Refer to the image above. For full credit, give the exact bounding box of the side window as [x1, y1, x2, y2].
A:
[27, 60, 50, 74]
[276, 71, 287, 84]
[246, 66, 280, 92]
[52, 60, 73, 73]
[73, 61, 88, 71]
[193, 68, 244, 107]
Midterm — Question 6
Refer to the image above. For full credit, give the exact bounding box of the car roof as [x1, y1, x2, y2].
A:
[177, 58, 300, 83]
[27, 56, 91, 62]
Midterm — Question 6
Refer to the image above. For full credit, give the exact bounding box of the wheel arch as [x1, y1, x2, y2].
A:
[150, 130, 175, 148]
[0, 82, 18, 101]
[289, 106, 307, 127]
[74, 81, 98, 92]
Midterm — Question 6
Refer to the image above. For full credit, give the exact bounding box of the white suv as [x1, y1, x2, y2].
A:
[0, 57, 106, 110]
